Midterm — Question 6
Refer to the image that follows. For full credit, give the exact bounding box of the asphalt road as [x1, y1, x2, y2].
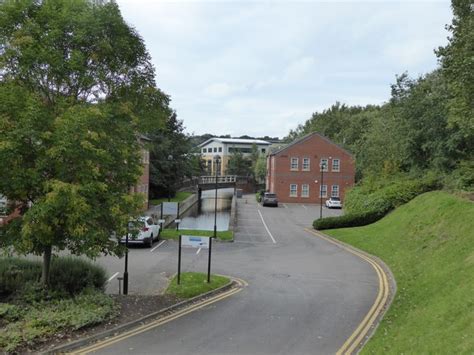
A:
[94, 196, 378, 355]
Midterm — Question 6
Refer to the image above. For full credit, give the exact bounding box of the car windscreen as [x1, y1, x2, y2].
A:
[265, 194, 277, 198]
[331, 197, 340, 201]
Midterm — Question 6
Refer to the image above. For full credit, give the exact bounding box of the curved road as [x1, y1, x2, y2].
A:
[93, 196, 378, 354]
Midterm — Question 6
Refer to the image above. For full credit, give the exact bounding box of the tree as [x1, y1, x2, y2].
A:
[254, 156, 267, 183]
[226, 151, 252, 176]
[0, 0, 165, 285]
[437, 0, 474, 157]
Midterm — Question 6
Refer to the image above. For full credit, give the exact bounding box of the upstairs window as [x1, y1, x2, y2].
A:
[302, 157, 310, 171]
[218, 147, 222, 152]
[290, 157, 299, 170]
[332, 159, 340, 172]
[202, 148, 207, 153]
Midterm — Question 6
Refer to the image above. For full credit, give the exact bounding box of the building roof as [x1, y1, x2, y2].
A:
[198, 137, 271, 147]
[268, 132, 354, 157]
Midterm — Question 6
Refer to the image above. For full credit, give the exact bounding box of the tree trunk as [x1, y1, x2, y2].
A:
[41, 245, 52, 287]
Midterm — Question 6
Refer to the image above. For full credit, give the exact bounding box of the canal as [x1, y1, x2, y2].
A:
[178, 188, 234, 231]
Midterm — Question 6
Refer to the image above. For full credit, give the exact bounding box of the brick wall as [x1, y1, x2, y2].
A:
[266, 133, 355, 204]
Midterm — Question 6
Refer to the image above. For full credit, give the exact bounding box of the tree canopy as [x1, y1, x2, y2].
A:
[0, 0, 168, 284]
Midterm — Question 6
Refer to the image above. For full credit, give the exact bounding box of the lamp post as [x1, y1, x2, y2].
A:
[319, 161, 326, 220]
[123, 222, 130, 295]
[213, 155, 221, 238]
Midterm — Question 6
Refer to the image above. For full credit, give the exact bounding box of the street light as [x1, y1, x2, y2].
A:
[213, 155, 221, 238]
[123, 221, 131, 295]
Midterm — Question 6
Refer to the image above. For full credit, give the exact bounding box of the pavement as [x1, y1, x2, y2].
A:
[93, 196, 379, 355]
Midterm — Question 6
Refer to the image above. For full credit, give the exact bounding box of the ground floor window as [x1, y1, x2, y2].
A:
[331, 185, 339, 197]
[290, 184, 298, 197]
[320, 184, 327, 198]
[301, 184, 309, 197]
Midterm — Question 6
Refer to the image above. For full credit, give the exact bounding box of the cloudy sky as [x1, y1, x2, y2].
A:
[115, 0, 452, 138]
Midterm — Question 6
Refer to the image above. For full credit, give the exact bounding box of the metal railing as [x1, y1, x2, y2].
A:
[199, 175, 237, 184]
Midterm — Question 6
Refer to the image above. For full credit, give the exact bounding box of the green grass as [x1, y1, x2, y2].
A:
[149, 192, 192, 205]
[160, 228, 234, 241]
[0, 290, 118, 352]
[165, 272, 230, 299]
[325, 191, 474, 354]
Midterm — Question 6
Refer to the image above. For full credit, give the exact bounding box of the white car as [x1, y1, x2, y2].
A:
[325, 197, 342, 209]
[121, 216, 160, 247]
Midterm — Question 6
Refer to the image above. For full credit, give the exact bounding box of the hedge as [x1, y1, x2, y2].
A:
[313, 209, 386, 230]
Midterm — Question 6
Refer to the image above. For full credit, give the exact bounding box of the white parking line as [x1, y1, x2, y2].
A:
[196, 248, 201, 255]
[107, 272, 119, 283]
[302, 205, 307, 210]
[150, 240, 167, 252]
[283, 204, 288, 209]
[257, 210, 276, 244]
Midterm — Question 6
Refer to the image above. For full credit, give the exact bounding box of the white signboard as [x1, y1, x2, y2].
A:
[181, 235, 210, 249]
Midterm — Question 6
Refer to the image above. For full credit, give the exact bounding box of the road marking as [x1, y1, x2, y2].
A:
[257, 210, 276, 244]
[150, 240, 166, 252]
[196, 248, 201, 255]
[302, 204, 307, 210]
[107, 272, 119, 283]
[305, 229, 390, 355]
[282, 203, 288, 209]
[76, 278, 247, 354]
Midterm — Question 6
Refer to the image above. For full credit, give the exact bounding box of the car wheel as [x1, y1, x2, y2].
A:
[147, 235, 153, 248]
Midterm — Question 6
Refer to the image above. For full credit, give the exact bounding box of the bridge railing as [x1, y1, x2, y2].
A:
[199, 175, 237, 184]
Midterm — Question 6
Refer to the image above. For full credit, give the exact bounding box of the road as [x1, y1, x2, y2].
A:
[94, 196, 378, 354]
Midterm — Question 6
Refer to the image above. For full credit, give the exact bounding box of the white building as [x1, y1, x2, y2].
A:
[198, 138, 271, 175]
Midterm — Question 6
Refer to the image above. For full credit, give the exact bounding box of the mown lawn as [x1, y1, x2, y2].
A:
[326, 191, 474, 354]
[165, 272, 230, 299]
[149, 192, 192, 205]
[160, 228, 234, 241]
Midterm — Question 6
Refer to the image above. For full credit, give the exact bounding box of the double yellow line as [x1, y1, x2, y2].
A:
[305, 229, 390, 355]
[74, 278, 247, 354]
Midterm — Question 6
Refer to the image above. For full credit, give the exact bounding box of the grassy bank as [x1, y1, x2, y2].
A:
[165, 272, 229, 299]
[160, 228, 234, 241]
[149, 192, 192, 205]
[325, 191, 474, 354]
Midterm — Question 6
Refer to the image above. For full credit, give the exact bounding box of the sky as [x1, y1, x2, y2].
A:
[115, 0, 453, 138]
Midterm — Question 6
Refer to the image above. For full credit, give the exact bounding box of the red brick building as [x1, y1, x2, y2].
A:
[266, 132, 355, 204]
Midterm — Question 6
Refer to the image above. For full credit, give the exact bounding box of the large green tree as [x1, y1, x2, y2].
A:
[0, 0, 165, 285]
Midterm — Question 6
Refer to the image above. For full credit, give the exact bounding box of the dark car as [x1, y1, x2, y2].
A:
[262, 192, 278, 207]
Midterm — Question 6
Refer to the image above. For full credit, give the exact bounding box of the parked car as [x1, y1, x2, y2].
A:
[262, 192, 278, 207]
[325, 197, 342, 209]
[121, 216, 160, 247]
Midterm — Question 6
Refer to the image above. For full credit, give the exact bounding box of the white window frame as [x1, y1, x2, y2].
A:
[290, 184, 298, 197]
[331, 185, 339, 198]
[320, 184, 327, 198]
[320, 158, 329, 172]
[332, 159, 340, 172]
[302, 157, 310, 171]
[301, 184, 309, 198]
[290, 157, 299, 171]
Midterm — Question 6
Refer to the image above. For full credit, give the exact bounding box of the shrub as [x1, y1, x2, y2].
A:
[313, 174, 441, 230]
[0, 257, 107, 299]
[313, 209, 386, 230]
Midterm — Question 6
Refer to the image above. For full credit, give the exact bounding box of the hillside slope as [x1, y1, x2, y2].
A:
[326, 191, 474, 354]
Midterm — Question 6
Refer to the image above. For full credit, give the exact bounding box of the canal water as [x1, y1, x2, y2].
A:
[178, 188, 234, 231]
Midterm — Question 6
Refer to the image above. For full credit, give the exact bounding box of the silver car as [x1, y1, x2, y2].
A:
[262, 192, 278, 207]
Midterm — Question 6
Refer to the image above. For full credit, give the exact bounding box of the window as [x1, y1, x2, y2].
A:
[218, 147, 222, 152]
[301, 184, 309, 197]
[320, 158, 328, 172]
[331, 185, 339, 197]
[290, 184, 298, 197]
[213, 147, 217, 152]
[229, 147, 253, 153]
[202, 148, 207, 153]
[332, 159, 340, 172]
[261, 148, 266, 153]
[320, 185, 327, 198]
[302, 157, 310, 171]
[290, 157, 299, 170]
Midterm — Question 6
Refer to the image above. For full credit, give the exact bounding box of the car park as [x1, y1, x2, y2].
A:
[325, 197, 342, 209]
[121, 216, 160, 247]
[262, 192, 278, 207]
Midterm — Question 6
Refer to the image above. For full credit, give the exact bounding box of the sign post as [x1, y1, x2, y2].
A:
[178, 235, 213, 284]
[177, 235, 182, 285]
[207, 237, 212, 283]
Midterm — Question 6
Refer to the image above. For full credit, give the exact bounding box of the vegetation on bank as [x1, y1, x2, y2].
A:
[160, 228, 234, 242]
[149, 192, 193, 205]
[165, 272, 229, 299]
[0, 257, 116, 353]
[326, 191, 474, 354]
